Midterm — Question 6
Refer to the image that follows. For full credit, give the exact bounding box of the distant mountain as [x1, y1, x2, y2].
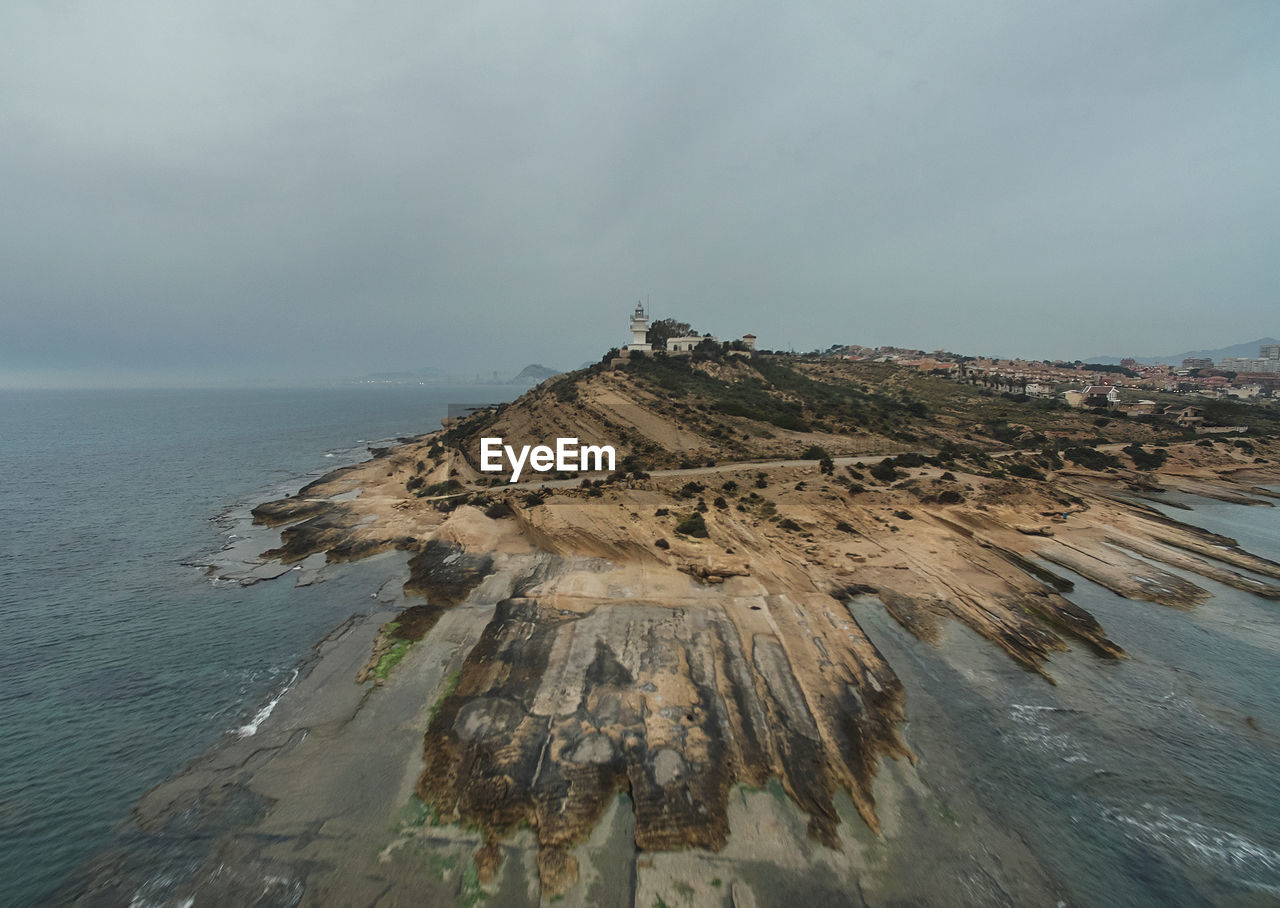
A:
[1084, 337, 1279, 367]
[509, 363, 561, 385]
[354, 364, 563, 385]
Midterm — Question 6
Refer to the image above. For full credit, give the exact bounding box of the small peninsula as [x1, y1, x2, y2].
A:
[83, 349, 1280, 906]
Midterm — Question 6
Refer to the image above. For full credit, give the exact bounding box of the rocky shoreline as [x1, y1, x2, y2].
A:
[56, 419, 1280, 906]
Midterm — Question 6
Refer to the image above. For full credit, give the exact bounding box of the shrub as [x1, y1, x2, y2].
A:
[1005, 462, 1046, 481]
[713, 496, 728, 509]
[484, 501, 513, 519]
[801, 445, 829, 460]
[777, 518, 802, 532]
[769, 413, 811, 432]
[675, 513, 709, 537]
[1063, 446, 1121, 471]
[419, 479, 464, 497]
[1123, 443, 1168, 471]
[890, 452, 925, 468]
[1040, 446, 1063, 470]
[870, 462, 900, 482]
[654, 538, 670, 550]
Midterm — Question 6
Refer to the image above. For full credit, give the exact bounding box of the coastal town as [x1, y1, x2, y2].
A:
[826, 343, 1280, 411]
[610, 304, 1276, 437]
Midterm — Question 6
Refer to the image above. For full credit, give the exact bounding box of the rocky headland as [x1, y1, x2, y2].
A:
[71, 354, 1280, 906]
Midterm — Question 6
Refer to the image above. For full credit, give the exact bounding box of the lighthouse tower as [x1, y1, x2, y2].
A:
[625, 302, 652, 352]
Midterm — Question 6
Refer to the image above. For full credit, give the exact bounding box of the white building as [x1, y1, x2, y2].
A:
[624, 302, 652, 352]
[1224, 384, 1263, 399]
[1221, 357, 1280, 373]
[668, 334, 713, 353]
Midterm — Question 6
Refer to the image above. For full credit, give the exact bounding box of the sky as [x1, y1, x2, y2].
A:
[2, 1, 1277, 387]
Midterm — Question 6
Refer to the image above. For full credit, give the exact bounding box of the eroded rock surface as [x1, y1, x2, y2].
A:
[416, 559, 909, 894]
[234, 419, 1280, 900]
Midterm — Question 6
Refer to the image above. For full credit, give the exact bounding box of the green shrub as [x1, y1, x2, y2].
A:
[484, 500, 513, 519]
[870, 462, 900, 482]
[1063, 446, 1121, 470]
[1123, 443, 1168, 471]
[675, 513, 708, 537]
[677, 481, 705, 498]
[1005, 462, 1045, 481]
[419, 479, 463, 497]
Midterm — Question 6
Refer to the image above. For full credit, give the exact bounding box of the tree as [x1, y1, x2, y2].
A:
[646, 318, 693, 350]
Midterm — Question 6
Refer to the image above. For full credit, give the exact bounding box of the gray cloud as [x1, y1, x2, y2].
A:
[2, 1, 1277, 386]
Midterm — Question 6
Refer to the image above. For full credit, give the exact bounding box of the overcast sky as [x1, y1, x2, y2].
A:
[2, 1, 1277, 386]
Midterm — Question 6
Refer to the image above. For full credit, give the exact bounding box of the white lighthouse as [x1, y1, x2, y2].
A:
[625, 302, 652, 352]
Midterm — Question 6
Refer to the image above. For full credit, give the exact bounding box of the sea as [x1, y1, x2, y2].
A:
[0, 386, 518, 907]
[1, 388, 1278, 906]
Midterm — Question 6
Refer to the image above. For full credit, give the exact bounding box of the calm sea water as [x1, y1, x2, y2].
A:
[0, 386, 517, 907]
[854, 493, 1280, 905]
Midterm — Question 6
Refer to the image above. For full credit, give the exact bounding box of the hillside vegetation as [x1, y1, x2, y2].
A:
[443, 351, 1276, 474]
